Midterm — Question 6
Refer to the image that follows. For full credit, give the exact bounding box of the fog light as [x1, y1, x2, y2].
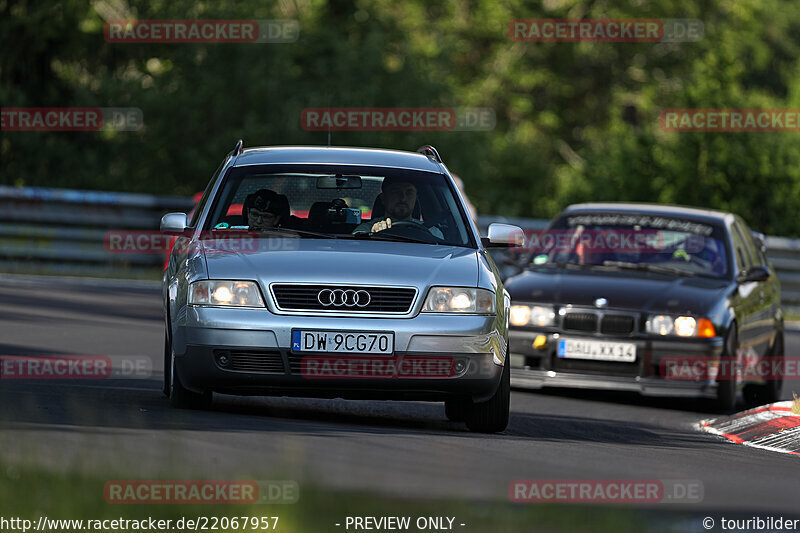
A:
[532, 335, 548, 351]
[216, 351, 231, 367]
[455, 360, 466, 373]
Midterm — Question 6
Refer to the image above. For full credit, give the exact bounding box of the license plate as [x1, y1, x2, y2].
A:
[292, 330, 394, 354]
[557, 338, 636, 362]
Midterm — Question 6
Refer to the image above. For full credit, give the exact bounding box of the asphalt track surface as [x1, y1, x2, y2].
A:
[1, 275, 798, 516]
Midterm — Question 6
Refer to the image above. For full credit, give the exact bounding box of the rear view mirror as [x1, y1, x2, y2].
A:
[160, 212, 188, 235]
[482, 223, 526, 248]
[316, 174, 362, 189]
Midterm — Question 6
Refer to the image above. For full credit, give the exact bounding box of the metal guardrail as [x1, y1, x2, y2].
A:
[762, 236, 800, 306]
[1, 187, 799, 307]
[0, 185, 193, 277]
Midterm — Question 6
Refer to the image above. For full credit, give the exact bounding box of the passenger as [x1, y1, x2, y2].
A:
[243, 189, 289, 230]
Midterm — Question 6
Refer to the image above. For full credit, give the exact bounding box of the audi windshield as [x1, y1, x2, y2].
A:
[204, 165, 474, 247]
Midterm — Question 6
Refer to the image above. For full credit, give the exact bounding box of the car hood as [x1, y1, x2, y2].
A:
[202, 238, 479, 289]
[504, 267, 732, 315]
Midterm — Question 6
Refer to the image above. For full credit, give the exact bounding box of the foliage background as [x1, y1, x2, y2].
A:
[3, 0, 800, 234]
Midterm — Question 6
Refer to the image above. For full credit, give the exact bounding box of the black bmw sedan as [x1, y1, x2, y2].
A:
[504, 203, 783, 411]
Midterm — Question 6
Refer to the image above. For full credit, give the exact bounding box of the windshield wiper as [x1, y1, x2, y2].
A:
[601, 260, 695, 277]
[352, 231, 437, 245]
[528, 261, 601, 270]
[242, 227, 338, 239]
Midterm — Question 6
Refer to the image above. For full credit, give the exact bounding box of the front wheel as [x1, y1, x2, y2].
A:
[743, 331, 784, 407]
[708, 325, 738, 412]
[162, 332, 171, 397]
[444, 398, 467, 422]
[166, 332, 212, 410]
[463, 359, 510, 433]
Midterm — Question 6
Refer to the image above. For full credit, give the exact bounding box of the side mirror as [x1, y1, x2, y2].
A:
[482, 223, 525, 248]
[738, 265, 770, 283]
[160, 212, 188, 235]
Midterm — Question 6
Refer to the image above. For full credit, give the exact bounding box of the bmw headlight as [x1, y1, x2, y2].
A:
[509, 305, 556, 327]
[189, 280, 265, 307]
[422, 287, 496, 314]
[646, 315, 716, 337]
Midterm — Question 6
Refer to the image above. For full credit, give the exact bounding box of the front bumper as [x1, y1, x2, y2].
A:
[172, 306, 506, 402]
[509, 329, 724, 398]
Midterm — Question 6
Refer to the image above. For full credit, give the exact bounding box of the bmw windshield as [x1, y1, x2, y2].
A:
[525, 213, 731, 279]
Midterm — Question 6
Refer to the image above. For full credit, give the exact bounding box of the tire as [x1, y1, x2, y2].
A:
[463, 358, 510, 433]
[709, 325, 738, 412]
[743, 330, 784, 408]
[444, 398, 467, 422]
[162, 331, 171, 397]
[166, 329, 212, 410]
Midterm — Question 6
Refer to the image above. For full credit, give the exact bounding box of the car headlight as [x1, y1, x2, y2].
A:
[509, 305, 556, 327]
[422, 287, 496, 314]
[189, 280, 265, 307]
[646, 315, 716, 337]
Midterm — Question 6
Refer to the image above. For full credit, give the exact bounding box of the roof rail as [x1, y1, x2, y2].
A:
[233, 139, 244, 157]
[416, 145, 442, 163]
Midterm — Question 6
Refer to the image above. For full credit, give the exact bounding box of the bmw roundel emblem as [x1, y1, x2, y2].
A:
[594, 297, 608, 308]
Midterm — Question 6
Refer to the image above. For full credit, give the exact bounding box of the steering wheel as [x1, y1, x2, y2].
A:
[381, 220, 442, 243]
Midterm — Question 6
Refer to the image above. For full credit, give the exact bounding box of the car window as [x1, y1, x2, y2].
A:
[737, 218, 765, 267]
[752, 237, 769, 266]
[204, 164, 474, 247]
[730, 221, 753, 272]
[534, 213, 731, 278]
[189, 157, 226, 228]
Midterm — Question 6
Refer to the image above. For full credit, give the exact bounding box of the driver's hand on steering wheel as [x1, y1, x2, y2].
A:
[371, 217, 392, 233]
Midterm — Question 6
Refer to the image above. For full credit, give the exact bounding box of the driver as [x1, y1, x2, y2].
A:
[352, 176, 443, 238]
[243, 189, 288, 230]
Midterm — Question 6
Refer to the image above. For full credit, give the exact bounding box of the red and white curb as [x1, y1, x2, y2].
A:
[697, 401, 800, 455]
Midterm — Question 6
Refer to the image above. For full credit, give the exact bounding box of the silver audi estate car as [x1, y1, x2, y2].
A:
[160, 142, 524, 432]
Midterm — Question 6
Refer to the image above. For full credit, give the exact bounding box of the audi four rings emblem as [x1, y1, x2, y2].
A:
[317, 289, 371, 307]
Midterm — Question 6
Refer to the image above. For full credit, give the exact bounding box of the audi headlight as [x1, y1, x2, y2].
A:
[646, 315, 716, 337]
[422, 287, 496, 314]
[189, 280, 265, 307]
[509, 305, 556, 327]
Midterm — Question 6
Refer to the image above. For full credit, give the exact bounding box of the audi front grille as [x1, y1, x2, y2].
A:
[270, 284, 417, 313]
